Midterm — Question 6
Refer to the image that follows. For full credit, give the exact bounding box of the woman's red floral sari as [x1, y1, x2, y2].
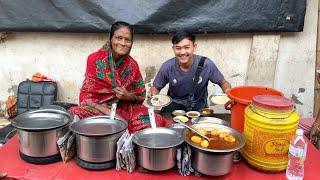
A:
[68, 49, 165, 132]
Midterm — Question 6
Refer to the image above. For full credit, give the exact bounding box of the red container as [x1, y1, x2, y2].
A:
[225, 86, 283, 132]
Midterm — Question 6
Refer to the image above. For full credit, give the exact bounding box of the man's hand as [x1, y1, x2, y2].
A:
[149, 86, 160, 98]
[219, 79, 232, 93]
[114, 87, 133, 101]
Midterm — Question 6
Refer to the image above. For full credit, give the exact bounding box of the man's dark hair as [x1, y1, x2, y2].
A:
[171, 30, 196, 44]
[110, 21, 134, 41]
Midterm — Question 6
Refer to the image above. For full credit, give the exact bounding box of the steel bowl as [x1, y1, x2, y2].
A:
[183, 123, 245, 176]
[200, 108, 214, 117]
[70, 116, 127, 163]
[133, 127, 183, 171]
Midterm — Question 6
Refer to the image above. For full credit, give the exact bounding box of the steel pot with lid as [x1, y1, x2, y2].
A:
[132, 127, 184, 171]
[70, 116, 127, 163]
[11, 109, 73, 158]
[183, 123, 245, 176]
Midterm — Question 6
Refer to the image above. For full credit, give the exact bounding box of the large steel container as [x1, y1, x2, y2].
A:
[11, 109, 72, 157]
[70, 116, 127, 163]
[183, 123, 245, 176]
[133, 127, 184, 171]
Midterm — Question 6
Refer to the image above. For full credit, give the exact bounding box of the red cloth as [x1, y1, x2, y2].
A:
[1, 135, 320, 179]
[31, 72, 55, 82]
[68, 49, 165, 132]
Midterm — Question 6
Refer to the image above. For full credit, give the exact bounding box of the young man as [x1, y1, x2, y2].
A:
[150, 30, 231, 112]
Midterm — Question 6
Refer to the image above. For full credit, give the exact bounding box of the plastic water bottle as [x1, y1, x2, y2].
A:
[286, 129, 307, 180]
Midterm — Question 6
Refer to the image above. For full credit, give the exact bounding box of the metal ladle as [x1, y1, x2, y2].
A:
[110, 103, 117, 120]
[173, 117, 211, 141]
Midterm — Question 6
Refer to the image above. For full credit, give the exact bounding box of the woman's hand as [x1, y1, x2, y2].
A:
[89, 102, 111, 115]
[114, 87, 135, 101]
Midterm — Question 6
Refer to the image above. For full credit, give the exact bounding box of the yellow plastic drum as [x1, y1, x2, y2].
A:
[242, 95, 299, 172]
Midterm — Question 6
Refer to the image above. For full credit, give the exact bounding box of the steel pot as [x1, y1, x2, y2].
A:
[70, 116, 127, 163]
[18, 126, 69, 157]
[133, 127, 184, 171]
[183, 123, 245, 176]
[11, 109, 72, 157]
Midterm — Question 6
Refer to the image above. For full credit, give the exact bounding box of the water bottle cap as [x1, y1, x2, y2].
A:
[296, 129, 304, 136]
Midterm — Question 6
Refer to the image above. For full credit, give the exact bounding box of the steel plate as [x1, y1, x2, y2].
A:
[146, 94, 172, 108]
[133, 127, 183, 149]
[194, 117, 230, 126]
[70, 116, 127, 136]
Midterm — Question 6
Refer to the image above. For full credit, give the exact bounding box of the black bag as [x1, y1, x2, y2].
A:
[187, 56, 206, 111]
[17, 80, 57, 115]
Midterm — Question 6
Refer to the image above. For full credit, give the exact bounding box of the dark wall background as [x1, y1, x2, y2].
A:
[0, 0, 306, 34]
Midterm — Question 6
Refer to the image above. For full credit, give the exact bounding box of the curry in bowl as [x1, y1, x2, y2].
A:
[188, 128, 239, 150]
[183, 123, 245, 153]
[186, 111, 200, 118]
[183, 123, 245, 177]
[172, 110, 186, 116]
[200, 108, 214, 116]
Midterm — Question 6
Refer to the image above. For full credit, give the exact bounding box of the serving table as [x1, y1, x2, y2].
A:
[0, 135, 319, 180]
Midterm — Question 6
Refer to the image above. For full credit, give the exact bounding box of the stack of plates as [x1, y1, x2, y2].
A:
[0, 118, 10, 129]
[298, 118, 315, 136]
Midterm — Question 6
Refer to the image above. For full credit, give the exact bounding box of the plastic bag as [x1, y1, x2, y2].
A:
[176, 145, 193, 176]
[57, 130, 76, 163]
[57, 115, 79, 163]
[123, 134, 135, 172]
[116, 130, 130, 170]
[116, 130, 136, 173]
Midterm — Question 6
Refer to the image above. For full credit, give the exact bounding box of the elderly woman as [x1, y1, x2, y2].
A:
[69, 21, 165, 132]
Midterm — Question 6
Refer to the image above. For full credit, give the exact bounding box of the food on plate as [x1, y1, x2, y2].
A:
[186, 111, 200, 118]
[172, 110, 186, 116]
[210, 129, 220, 136]
[189, 128, 238, 150]
[224, 134, 236, 143]
[218, 132, 228, 139]
[173, 116, 189, 123]
[191, 135, 202, 144]
[150, 94, 171, 107]
[198, 128, 207, 135]
[210, 95, 229, 105]
[200, 139, 209, 148]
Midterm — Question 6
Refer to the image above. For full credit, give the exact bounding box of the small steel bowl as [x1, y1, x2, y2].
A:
[186, 111, 200, 118]
[173, 116, 189, 123]
[200, 108, 214, 117]
[172, 110, 186, 116]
